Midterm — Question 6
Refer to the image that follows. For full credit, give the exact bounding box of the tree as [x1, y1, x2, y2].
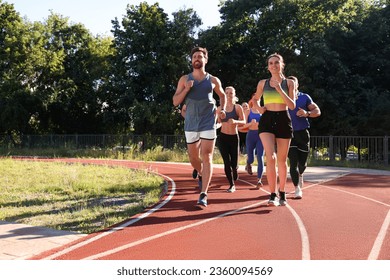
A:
[106, 2, 201, 134]
[0, 1, 42, 136]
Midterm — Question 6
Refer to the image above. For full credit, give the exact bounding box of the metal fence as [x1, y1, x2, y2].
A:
[310, 136, 389, 165]
[1, 134, 389, 165]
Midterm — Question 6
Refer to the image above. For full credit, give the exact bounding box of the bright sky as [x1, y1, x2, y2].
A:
[7, 0, 222, 36]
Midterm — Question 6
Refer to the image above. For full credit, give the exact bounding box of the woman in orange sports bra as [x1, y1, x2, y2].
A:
[252, 53, 296, 207]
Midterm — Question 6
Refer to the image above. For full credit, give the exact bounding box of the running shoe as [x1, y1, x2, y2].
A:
[267, 193, 279, 207]
[279, 191, 287, 206]
[192, 169, 198, 179]
[245, 163, 253, 175]
[256, 179, 263, 189]
[197, 192, 208, 207]
[294, 186, 303, 199]
[232, 167, 238, 181]
[227, 185, 236, 193]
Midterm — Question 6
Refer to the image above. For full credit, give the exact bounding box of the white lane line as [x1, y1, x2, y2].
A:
[368, 209, 390, 260]
[286, 204, 311, 260]
[42, 173, 176, 260]
[322, 186, 390, 207]
[82, 200, 269, 260]
[322, 183, 390, 260]
[221, 177, 311, 260]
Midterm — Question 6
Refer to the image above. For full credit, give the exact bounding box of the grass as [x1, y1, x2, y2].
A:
[0, 158, 165, 234]
[1, 145, 388, 235]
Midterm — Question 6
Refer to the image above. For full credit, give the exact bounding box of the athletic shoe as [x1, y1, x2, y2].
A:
[267, 193, 279, 207]
[232, 167, 238, 181]
[294, 186, 303, 199]
[279, 191, 287, 206]
[192, 169, 198, 179]
[245, 163, 253, 175]
[197, 175, 202, 191]
[298, 174, 304, 188]
[197, 192, 208, 207]
[256, 179, 263, 189]
[227, 185, 236, 193]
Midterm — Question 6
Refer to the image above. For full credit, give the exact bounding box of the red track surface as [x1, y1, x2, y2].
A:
[29, 159, 390, 260]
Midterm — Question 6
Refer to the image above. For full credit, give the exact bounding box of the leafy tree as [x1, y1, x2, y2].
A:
[0, 1, 42, 136]
[107, 2, 201, 134]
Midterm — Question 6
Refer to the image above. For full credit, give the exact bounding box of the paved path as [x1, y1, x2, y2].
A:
[1, 159, 389, 260]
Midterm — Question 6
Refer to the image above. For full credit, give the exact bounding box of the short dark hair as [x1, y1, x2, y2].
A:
[191, 47, 208, 59]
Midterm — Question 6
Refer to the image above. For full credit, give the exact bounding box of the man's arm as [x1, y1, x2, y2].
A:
[306, 102, 321, 118]
[173, 75, 193, 107]
[211, 76, 227, 119]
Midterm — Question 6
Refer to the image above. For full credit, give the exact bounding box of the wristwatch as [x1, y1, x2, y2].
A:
[307, 111, 311, 117]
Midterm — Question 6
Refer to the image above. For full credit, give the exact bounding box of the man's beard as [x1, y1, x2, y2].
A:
[192, 61, 203, 69]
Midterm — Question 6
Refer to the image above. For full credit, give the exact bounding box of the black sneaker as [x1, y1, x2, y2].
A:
[197, 192, 208, 207]
[267, 192, 279, 207]
[192, 169, 198, 179]
[279, 191, 287, 206]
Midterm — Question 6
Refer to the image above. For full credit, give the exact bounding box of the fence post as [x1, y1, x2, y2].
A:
[384, 136, 388, 166]
[329, 135, 334, 161]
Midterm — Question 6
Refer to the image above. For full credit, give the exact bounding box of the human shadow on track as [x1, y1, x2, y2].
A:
[116, 204, 273, 228]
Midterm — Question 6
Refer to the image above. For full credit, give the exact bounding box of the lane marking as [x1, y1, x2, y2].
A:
[321, 182, 390, 260]
[210, 176, 311, 260]
[82, 200, 269, 260]
[286, 204, 311, 260]
[322, 186, 390, 207]
[42, 173, 176, 260]
[368, 209, 390, 260]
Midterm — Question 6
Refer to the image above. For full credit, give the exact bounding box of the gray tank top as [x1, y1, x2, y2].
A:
[184, 73, 216, 132]
[221, 106, 238, 122]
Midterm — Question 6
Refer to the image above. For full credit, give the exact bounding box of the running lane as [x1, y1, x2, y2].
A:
[29, 159, 390, 260]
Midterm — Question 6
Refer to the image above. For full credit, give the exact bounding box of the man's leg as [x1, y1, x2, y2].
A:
[187, 141, 202, 176]
[199, 138, 216, 193]
[288, 147, 300, 187]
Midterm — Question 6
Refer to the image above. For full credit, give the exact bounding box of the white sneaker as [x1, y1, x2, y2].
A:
[279, 191, 287, 206]
[227, 185, 236, 193]
[267, 193, 280, 207]
[295, 186, 303, 199]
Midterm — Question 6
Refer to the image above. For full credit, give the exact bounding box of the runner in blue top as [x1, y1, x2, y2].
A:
[240, 94, 265, 189]
[173, 47, 226, 208]
[287, 76, 321, 199]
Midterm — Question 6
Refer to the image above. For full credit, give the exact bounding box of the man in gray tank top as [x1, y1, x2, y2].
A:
[173, 47, 226, 207]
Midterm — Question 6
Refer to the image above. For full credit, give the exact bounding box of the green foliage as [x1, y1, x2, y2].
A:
[0, 0, 389, 136]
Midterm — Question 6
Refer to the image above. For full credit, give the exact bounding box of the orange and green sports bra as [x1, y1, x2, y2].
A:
[262, 79, 289, 105]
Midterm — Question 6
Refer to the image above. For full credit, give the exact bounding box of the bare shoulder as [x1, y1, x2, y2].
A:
[210, 74, 222, 84]
[286, 77, 295, 87]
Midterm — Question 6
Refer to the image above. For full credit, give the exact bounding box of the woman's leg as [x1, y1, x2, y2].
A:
[218, 133, 234, 187]
[260, 132, 277, 193]
[276, 138, 291, 192]
[256, 137, 264, 180]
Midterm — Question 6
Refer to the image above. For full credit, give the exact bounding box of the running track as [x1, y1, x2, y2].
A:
[29, 159, 390, 260]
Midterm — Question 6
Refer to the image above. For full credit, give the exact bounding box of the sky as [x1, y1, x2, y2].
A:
[7, 0, 222, 36]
